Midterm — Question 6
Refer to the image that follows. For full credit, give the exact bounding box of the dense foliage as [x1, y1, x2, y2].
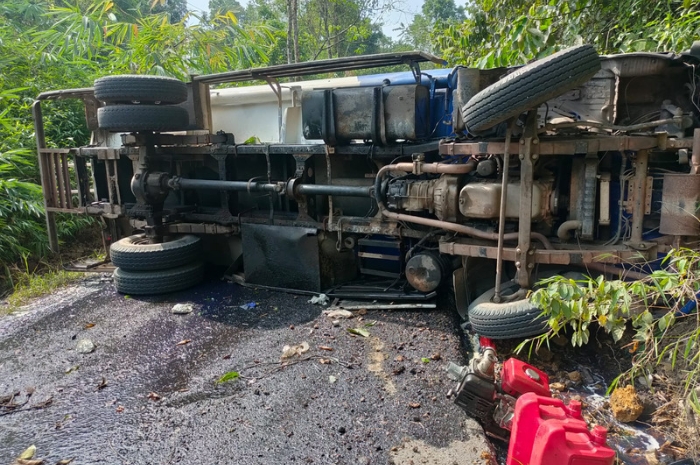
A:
[2, 0, 699, 294]
[433, 0, 700, 67]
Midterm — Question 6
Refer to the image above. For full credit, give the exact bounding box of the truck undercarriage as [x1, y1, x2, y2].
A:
[33, 47, 700, 339]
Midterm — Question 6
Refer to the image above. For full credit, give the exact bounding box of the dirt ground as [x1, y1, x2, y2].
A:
[0, 275, 494, 465]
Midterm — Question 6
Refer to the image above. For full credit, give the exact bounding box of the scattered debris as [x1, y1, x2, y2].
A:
[332, 320, 340, 327]
[550, 382, 566, 392]
[318, 346, 333, 351]
[217, 371, 240, 384]
[610, 385, 644, 423]
[347, 327, 370, 337]
[281, 342, 310, 359]
[64, 365, 79, 374]
[408, 402, 421, 409]
[239, 302, 257, 310]
[55, 459, 74, 465]
[326, 309, 353, 319]
[115, 405, 124, 413]
[96, 377, 108, 391]
[319, 358, 331, 364]
[327, 301, 436, 311]
[421, 357, 431, 364]
[568, 371, 582, 384]
[328, 375, 337, 383]
[19, 445, 36, 460]
[308, 294, 330, 305]
[76, 339, 95, 354]
[172, 303, 194, 314]
[176, 339, 192, 346]
[83, 323, 95, 329]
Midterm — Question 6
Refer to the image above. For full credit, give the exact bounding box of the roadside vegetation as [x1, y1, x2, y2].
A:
[523, 248, 700, 454]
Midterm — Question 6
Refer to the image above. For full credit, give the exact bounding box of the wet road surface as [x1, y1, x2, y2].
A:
[0, 276, 493, 464]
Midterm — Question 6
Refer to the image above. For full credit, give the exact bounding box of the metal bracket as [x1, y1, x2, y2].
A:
[516, 111, 539, 289]
[405, 59, 422, 83]
[265, 77, 283, 142]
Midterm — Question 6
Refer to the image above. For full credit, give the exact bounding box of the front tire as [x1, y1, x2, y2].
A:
[467, 282, 546, 339]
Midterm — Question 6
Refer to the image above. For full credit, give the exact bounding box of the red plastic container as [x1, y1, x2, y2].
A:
[506, 393, 615, 465]
[501, 358, 551, 398]
[530, 421, 615, 465]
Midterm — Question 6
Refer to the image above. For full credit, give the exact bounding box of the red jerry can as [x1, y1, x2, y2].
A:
[530, 421, 615, 465]
[507, 393, 615, 465]
[501, 358, 551, 398]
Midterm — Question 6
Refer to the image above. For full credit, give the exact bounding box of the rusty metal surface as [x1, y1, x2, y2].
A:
[629, 150, 650, 246]
[302, 85, 429, 143]
[405, 253, 444, 293]
[241, 224, 321, 291]
[439, 135, 672, 157]
[438, 241, 653, 265]
[659, 173, 700, 236]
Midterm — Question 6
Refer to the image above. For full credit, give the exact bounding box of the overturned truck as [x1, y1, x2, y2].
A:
[33, 46, 700, 339]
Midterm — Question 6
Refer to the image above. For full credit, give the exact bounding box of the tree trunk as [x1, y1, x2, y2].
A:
[286, 0, 293, 63]
[292, 0, 299, 63]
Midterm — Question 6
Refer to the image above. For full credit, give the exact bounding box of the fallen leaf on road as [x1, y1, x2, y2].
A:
[347, 328, 370, 338]
[357, 308, 367, 315]
[19, 446, 36, 460]
[96, 377, 107, 391]
[326, 309, 353, 319]
[83, 323, 95, 329]
[115, 405, 124, 413]
[13, 460, 44, 465]
[176, 339, 192, 346]
[55, 459, 74, 465]
[222, 354, 231, 359]
[281, 341, 310, 359]
[421, 357, 431, 364]
[64, 365, 79, 374]
[364, 320, 377, 327]
[147, 392, 162, 401]
[329, 375, 337, 383]
[319, 359, 331, 365]
[217, 371, 240, 384]
[431, 353, 441, 361]
[318, 346, 333, 351]
[409, 402, 421, 409]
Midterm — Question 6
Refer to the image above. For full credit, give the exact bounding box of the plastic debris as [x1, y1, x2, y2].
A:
[76, 339, 95, 354]
[282, 341, 310, 359]
[239, 302, 257, 310]
[172, 303, 194, 314]
[308, 294, 330, 305]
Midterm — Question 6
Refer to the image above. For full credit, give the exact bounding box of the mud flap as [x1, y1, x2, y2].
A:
[241, 224, 321, 292]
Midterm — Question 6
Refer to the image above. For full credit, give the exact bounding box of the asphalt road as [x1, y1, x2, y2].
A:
[0, 275, 493, 465]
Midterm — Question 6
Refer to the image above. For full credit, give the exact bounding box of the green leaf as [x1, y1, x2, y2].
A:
[217, 371, 240, 384]
[421, 357, 430, 364]
[347, 328, 370, 338]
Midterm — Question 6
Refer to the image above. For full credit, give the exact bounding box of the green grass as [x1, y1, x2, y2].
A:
[2, 268, 83, 313]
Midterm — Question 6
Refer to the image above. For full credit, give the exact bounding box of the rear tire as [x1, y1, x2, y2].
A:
[112, 262, 204, 295]
[461, 45, 601, 134]
[110, 234, 201, 271]
[467, 282, 546, 339]
[94, 75, 188, 104]
[97, 105, 189, 132]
